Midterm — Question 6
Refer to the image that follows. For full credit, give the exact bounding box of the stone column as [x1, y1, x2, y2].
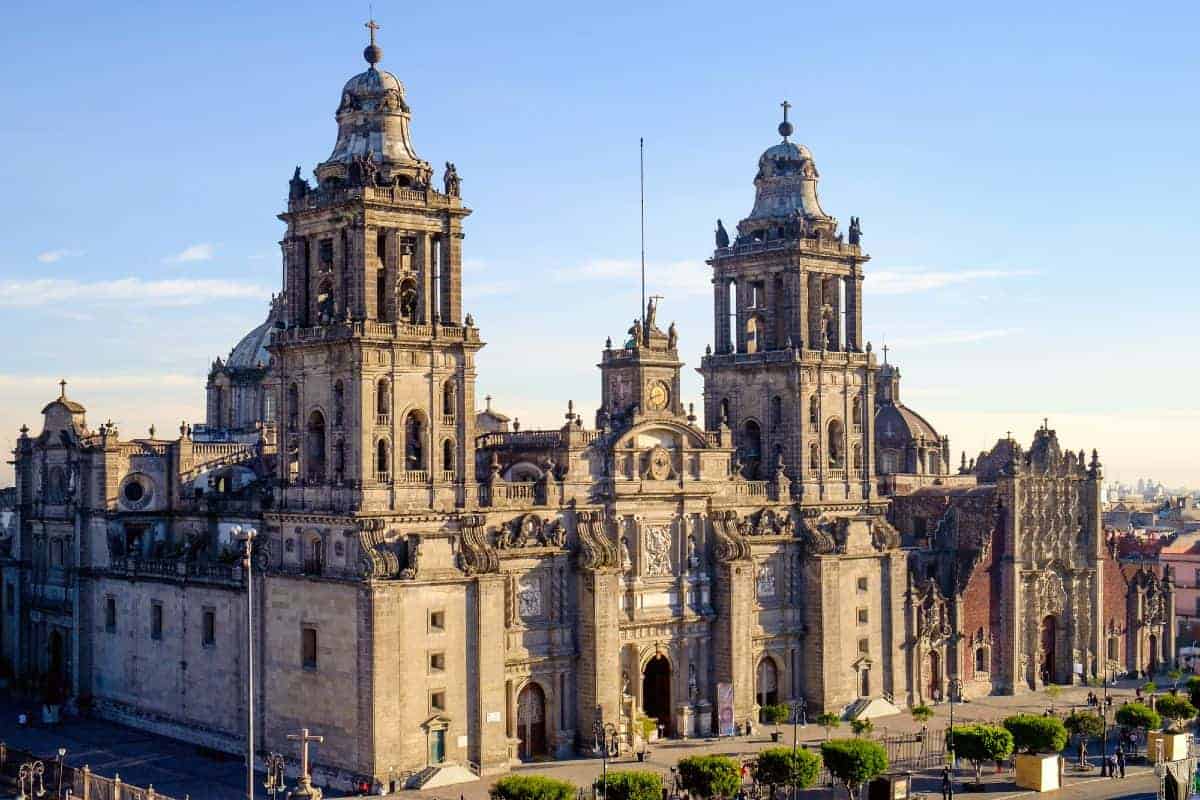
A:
[577, 568, 622, 749]
[712, 556, 755, 724]
[471, 574, 509, 773]
[416, 233, 433, 324]
[442, 230, 462, 325]
[846, 272, 863, 351]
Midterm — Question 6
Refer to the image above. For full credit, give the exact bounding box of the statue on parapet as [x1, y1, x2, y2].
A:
[715, 219, 730, 248]
[443, 162, 461, 197]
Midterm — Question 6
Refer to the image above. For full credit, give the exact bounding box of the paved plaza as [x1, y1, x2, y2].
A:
[0, 679, 1180, 800]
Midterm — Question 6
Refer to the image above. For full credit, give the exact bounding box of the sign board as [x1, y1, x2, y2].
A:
[717, 682, 736, 737]
[486, 711, 502, 723]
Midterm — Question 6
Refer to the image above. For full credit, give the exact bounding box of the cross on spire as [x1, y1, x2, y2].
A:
[59, 378, 67, 398]
[778, 100, 794, 141]
[287, 728, 325, 785]
[365, 18, 380, 46]
[781, 100, 791, 123]
[882, 343, 890, 364]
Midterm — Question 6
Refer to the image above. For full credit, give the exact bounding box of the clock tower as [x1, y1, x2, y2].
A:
[596, 298, 686, 429]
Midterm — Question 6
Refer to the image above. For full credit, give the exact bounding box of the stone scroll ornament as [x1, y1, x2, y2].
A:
[574, 509, 619, 570]
[796, 517, 837, 557]
[710, 510, 752, 563]
[457, 513, 499, 576]
[357, 519, 401, 579]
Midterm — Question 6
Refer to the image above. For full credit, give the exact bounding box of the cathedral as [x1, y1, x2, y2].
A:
[0, 24, 1175, 791]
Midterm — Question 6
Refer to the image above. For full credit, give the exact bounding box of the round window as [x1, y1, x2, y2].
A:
[123, 481, 145, 503]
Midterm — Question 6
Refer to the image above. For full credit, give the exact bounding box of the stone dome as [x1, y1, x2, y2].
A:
[736, 113, 833, 241]
[222, 298, 281, 371]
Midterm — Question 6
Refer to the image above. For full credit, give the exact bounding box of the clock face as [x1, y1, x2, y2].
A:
[646, 380, 670, 411]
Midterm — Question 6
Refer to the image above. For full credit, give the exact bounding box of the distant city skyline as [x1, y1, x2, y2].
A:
[1, 1, 1197, 486]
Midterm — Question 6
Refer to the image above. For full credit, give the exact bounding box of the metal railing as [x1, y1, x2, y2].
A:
[0, 744, 182, 800]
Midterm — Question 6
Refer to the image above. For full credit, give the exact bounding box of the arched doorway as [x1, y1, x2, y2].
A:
[1040, 615, 1057, 684]
[642, 655, 672, 735]
[1149, 634, 1160, 673]
[928, 650, 941, 701]
[756, 658, 779, 707]
[516, 683, 547, 760]
[742, 421, 762, 479]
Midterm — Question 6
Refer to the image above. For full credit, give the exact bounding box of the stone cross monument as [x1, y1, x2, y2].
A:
[286, 728, 325, 800]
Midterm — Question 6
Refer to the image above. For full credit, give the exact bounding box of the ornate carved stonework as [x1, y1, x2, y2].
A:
[518, 576, 543, 619]
[644, 446, 673, 480]
[643, 523, 672, 576]
[497, 513, 566, 550]
[756, 563, 776, 599]
[458, 514, 499, 575]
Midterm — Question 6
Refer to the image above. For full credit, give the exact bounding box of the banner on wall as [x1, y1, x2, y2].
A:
[717, 681, 735, 737]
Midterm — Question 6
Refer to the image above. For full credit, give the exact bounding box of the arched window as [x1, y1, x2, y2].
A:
[306, 410, 326, 482]
[405, 412, 425, 471]
[304, 535, 324, 575]
[376, 439, 390, 482]
[287, 383, 299, 431]
[376, 269, 388, 322]
[770, 396, 782, 427]
[808, 395, 818, 427]
[333, 380, 345, 427]
[334, 439, 345, 481]
[442, 439, 455, 477]
[442, 380, 456, 420]
[852, 443, 863, 472]
[827, 419, 845, 468]
[809, 443, 820, 470]
[756, 658, 779, 707]
[852, 396, 862, 427]
[742, 420, 763, 478]
[398, 277, 418, 322]
[316, 278, 334, 322]
[975, 646, 988, 673]
[376, 379, 390, 425]
[746, 315, 762, 354]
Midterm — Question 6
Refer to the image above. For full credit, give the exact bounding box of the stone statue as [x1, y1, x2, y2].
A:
[289, 166, 309, 201]
[645, 297, 658, 331]
[715, 219, 730, 248]
[667, 321, 678, 350]
[622, 670, 632, 697]
[353, 151, 378, 186]
[687, 535, 702, 570]
[620, 536, 632, 570]
[443, 162, 461, 197]
[688, 663, 699, 701]
[627, 318, 642, 347]
[848, 216, 862, 245]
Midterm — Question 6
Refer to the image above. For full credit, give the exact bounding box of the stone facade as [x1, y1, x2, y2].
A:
[0, 25, 1170, 793]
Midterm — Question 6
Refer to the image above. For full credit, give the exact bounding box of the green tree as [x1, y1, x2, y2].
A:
[492, 775, 575, 800]
[947, 724, 1015, 785]
[762, 703, 790, 737]
[754, 748, 821, 796]
[1115, 702, 1161, 754]
[1187, 675, 1200, 710]
[816, 711, 841, 740]
[677, 755, 741, 800]
[1167, 669, 1184, 692]
[594, 772, 662, 800]
[851, 718, 874, 738]
[1064, 711, 1104, 766]
[910, 704, 934, 726]
[1003, 714, 1068, 754]
[821, 738, 888, 800]
[1154, 695, 1197, 731]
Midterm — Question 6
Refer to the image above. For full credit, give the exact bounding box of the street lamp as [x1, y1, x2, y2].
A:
[591, 708, 618, 800]
[947, 677, 963, 800]
[264, 752, 286, 800]
[233, 525, 258, 800]
[56, 748, 67, 800]
[789, 698, 806, 800]
[18, 760, 46, 800]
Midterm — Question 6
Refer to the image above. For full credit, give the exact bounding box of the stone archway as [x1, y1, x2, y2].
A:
[642, 654, 672, 735]
[756, 657, 779, 707]
[928, 650, 941, 701]
[516, 682, 547, 760]
[1041, 615, 1058, 684]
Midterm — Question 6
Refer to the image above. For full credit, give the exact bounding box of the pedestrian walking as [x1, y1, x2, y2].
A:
[1116, 746, 1126, 779]
[1107, 754, 1118, 778]
[941, 766, 952, 800]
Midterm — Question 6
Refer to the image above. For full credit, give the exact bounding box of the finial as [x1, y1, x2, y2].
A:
[363, 18, 383, 66]
[778, 100, 794, 141]
[59, 378, 67, 398]
[882, 342, 890, 365]
[484, 394, 492, 411]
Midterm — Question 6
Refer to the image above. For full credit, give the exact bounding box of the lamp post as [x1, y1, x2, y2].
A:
[264, 752, 285, 800]
[18, 760, 46, 800]
[1100, 667, 1110, 776]
[233, 525, 258, 800]
[947, 677, 963, 800]
[789, 699, 805, 800]
[592, 709, 618, 800]
[56, 748, 67, 800]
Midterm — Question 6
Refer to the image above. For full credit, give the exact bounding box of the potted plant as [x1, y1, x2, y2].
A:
[1116, 702, 1161, 760]
[1148, 695, 1195, 762]
[820, 738, 888, 800]
[1063, 711, 1103, 769]
[948, 724, 1014, 790]
[1003, 714, 1068, 792]
[816, 711, 841, 740]
[753, 748, 820, 799]
[761, 703, 790, 742]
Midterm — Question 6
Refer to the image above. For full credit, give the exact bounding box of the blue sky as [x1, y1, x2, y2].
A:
[1, 0, 1197, 486]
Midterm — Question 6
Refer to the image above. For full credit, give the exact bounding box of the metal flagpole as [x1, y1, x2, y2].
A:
[640, 137, 645, 324]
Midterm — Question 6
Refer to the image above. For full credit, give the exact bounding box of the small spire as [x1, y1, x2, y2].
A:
[363, 18, 383, 66]
[59, 378, 67, 398]
[778, 100, 794, 141]
[882, 342, 890, 365]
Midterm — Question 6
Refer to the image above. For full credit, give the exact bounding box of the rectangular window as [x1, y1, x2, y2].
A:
[1195, 596, 1200, 617]
[302, 626, 318, 669]
[429, 610, 445, 632]
[1194, 568, 1200, 588]
[429, 652, 445, 673]
[318, 238, 334, 267]
[202, 609, 216, 646]
[858, 638, 869, 655]
[857, 607, 869, 625]
[105, 597, 116, 632]
[856, 577, 868, 592]
[151, 602, 163, 640]
[430, 691, 446, 713]
[50, 538, 65, 567]
[1108, 636, 1119, 661]
[5, 583, 13, 614]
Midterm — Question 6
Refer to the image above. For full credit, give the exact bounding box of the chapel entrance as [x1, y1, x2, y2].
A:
[642, 655, 672, 735]
[927, 650, 941, 701]
[756, 658, 779, 707]
[516, 683, 547, 760]
[1040, 615, 1057, 684]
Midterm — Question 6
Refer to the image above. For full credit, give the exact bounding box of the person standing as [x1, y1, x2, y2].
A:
[1116, 746, 1126, 779]
[941, 766, 952, 800]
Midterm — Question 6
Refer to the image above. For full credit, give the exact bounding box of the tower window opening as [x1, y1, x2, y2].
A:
[442, 439, 455, 477]
[333, 380, 345, 427]
[376, 439, 391, 482]
[376, 379, 390, 425]
[316, 279, 334, 322]
[808, 395, 818, 427]
[770, 396, 783, 427]
[306, 410, 327, 482]
[727, 280, 737, 353]
[318, 238, 333, 269]
[399, 277, 418, 322]
[405, 412, 426, 471]
[376, 230, 387, 260]
[377, 270, 389, 322]
[442, 380, 456, 420]
[827, 419, 845, 469]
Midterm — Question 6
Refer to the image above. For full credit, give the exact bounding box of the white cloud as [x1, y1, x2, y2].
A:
[890, 329, 1016, 347]
[37, 248, 84, 264]
[868, 268, 1035, 295]
[164, 243, 215, 263]
[0, 373, 199, 390]
[553, 258, 710, 296]
[0, 277, 271, 307]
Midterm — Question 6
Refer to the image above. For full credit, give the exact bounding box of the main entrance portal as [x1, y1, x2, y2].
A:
[642, 655, 672, 735]
[1040, 615, 1057, 684]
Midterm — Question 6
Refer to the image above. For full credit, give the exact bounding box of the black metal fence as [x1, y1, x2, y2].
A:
[0, 742, 183, 800]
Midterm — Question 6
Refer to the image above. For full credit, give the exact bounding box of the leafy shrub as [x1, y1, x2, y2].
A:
[754, 748, 820, 793]
[948, 724, 1014, 784]
[821, 738, 888, 800]
[492, 775, 575, 800]
[594, 771, 661, 800]
[761, 703, 791, 726]
[677, 755, 741, 800]
[1116, 702, 1162, 732]
[816, 711, 842, 738]
[851, 718, 874, 737]
[910, 704, 934, 725]
[1154, 695, 1197, 730]
[1003, 714, 1068, 754]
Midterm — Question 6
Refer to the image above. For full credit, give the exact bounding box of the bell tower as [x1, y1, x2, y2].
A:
[272, 21, 481, 512]
[699, 104, 876, 504]
[596, 298, 686, 429]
